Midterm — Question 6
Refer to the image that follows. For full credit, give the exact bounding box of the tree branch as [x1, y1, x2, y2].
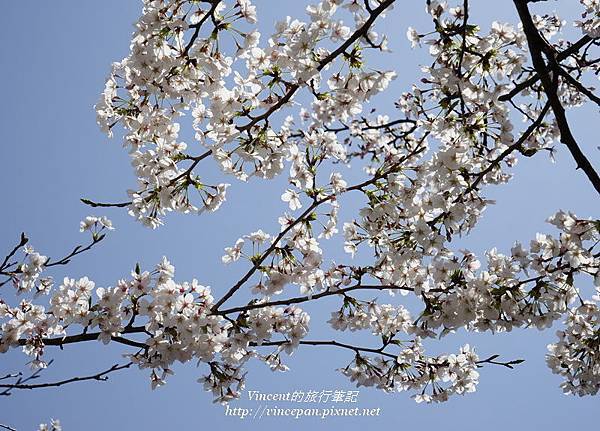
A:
[18, 326, 147, 348]
[0, 233, 28, 272]
[255, 339, 398, 359]
[499, 35, 593, 102]
[0, 362, 132, 392]
[217, 283, 445, 316]
[465, 100, 551, 194]
[556, 66, 600, 107]
[211, 145, 424, 312]
[514, 0, 600, 196]
[237, 0, 396, 132]
[80, 199, 130, 208]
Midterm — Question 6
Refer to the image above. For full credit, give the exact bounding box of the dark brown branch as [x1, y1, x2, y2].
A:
[256, 339, 398, 360]
[1, 233, 107, 287]
[0, 373, 20, 382]
[258, 340, 524, 370]
[476, 354, 525, 369]
[167, 149, 213, 186]
[514, 0, 600, 196]
[0, 360, 54, 396]
[322, 117, 415, 134]
[18, 326, 147, 348]
[45, 235, 105, 268]
[81, 150, 213, 209]
[80, 199, 130, 208]
[183, 1, 222, 56]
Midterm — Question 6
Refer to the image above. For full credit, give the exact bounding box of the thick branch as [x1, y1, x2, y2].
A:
[80, 199, 130, 208]
[514, 0, 600, 195]
[18, 326, 147, 348]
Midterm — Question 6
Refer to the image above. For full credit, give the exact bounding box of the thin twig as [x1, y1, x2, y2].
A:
[499, 35, 593, 102]
[217, 283, 445, 316]
[0, 363, 132, 391]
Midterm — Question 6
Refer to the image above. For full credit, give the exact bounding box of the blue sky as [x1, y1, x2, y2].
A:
[1, 1, 599, 430]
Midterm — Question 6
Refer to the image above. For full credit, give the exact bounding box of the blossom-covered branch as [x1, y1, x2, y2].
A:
[3, 0, 600, 412]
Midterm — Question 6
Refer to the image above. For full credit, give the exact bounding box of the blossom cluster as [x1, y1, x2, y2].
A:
[1, 222, 311, 402]
[38, 420, 62, 431]
[328, 299, 413, 337]
[96, 0, 395, 228]
[2, 217, 113, 295]
[547, 300, 600, 396]
[342, 340, 480, 403]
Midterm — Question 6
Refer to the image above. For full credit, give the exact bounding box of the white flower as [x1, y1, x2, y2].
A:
[406, 27, 421, 48]
[329, 172, 347, 193]
[80, 215, 114, 232]
[245, 230, 271, 243]
[281, 189, 302, 211]
[222, 239, 245, 264]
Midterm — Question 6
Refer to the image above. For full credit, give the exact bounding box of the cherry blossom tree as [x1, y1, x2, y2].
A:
[2, 0, 600, 426]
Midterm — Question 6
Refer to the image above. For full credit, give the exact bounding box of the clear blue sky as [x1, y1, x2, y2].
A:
[1, 1, 599, 430]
